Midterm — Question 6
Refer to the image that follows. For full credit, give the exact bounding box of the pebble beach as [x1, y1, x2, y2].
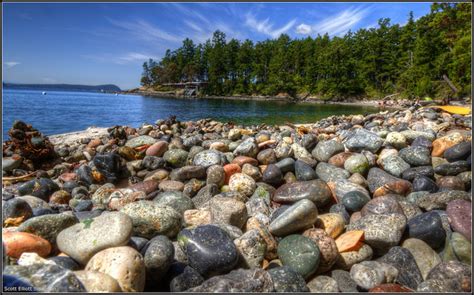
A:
[2, 105, 472, 292]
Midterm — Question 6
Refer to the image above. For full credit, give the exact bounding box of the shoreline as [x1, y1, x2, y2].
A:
[121, 90, 409, 110]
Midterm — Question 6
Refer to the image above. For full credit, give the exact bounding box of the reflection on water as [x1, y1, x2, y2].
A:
[3, 89, 378, 136]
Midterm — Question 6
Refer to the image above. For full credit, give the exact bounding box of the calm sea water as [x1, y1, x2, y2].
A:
[3, 89, 378, 137]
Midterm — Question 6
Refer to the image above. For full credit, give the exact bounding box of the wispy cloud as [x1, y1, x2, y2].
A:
[311, 6, 372, 36]
[81, 52, 158, 65]
[107, 17, 182, 43]
[4, 62, 20, 69]
[296, 23, 312, 35]
[245, 13, 296, 38]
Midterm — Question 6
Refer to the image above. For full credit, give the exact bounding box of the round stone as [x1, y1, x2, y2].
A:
[85, 246, 146, 292]
[153, 191, 194, 215]
[74, 270, 122, 292]
[229, 173, 257, 197]
[413, 175, 438, 193]
[272, 179, 332, 207]
[257, 148, 277, 165]
[3, 232, 51, 259]
[315, 213, 345, 239]
[344, 154, 369, 175]
[360, 195, 404, 217]
[399, 146, 431, 166]
[146, 141, 168, 157]
[120, 201, 181, 239]
[57, 211, 133, 265]
[336, 243, 373, 270]
[312, 140, 345, 162]
[268, 266, 309, 292]
[406, 211, 446, 249]
[177, 224, 239, 277]
[262, 164, 283, 187]
[294, 159, 317, 181]
[381, 155, 411, 177]
[193, 150, 223, 168]
[307, 275, 339, 292]
[277, 234, 320, 279]
[163, 149, 189, 168]
[444, 141, 471, 162]
[269, 199, 318, 237]
[141, 235, 174, 287]
[3, 197, 33, 227]
[206, 164, 225, 187]
[342, 191, 371, 212]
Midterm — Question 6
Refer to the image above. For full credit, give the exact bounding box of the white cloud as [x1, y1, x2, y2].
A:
[4, 62, 20, 69]
[296, 23, 312, 35]
[107, 18, 182, 43]
[81, 52, 158, 65]
[312, 7, 372, 36]
[245, 13, 296, 38]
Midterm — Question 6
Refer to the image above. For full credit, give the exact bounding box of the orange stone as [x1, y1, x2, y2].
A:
[232, 156, 259, 167]
[87, 138, 102, 149]
[335, 230, 365, 253]
[223, 164, 241, 185]
[328, 152, 354, 168]
[369, 284, 413, 292]
[432, 133, 464, 157]
[3, 232, 51, 258]
[146, 141, 168, 157]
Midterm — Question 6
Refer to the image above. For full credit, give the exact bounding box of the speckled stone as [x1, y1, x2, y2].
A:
[272, 179, 332, 207]
[178, 224, 238, 277]
[85, 246, 146, 292]
[229, 173, 257, 197]
[141, 235, 174, 287]
[120, 201, 181, 239]
[402, 238, 442, 280]
[262, 164, 283, 186]
[307, 275, 339, 292]
[233, 137, 259, 158]
[446, 199, 471, 241]
[277, 234, 320, 279]
[399, 146, 431, 166]
[269, 199, 318, 236]
[257, 148, 277, 165]
[268, 266, 309, 292]
[57, 212, 132, 265]
[17, 178, 60, 201]
[192, 184, 219, 208]
[312, 140, 345, 162]
[170, 165, 206, 182]
[3, 263, 86, 292]
[415, 190, 470, 211]
[416, 278, 463, 292]
[169, 265, 204, 292]
[426, 261, 471, 292]
[331, 269, 359, 292]
[346, 213, 406, 255]
[344, 128, 383, 153]
[302, 228, 338, 273]
[379, 247, 423, 290]
[350, 261, 398, 290]
[360, 195, 404, 217]
[381, 155, 410, 178]
[209, 196, 248, 229]
[125, 135, 157, 148]
[153, 191, 194, 215]
[17, 212, 78, 248]
[187, 268, 274, 292]
[315, 162, 351, 182]
[234, 229, 266, 269]
[436, 176, 465, 191]
[336, 243, 373, 271]
[193, 150, 224, 168]
[163, 149, 189, 168]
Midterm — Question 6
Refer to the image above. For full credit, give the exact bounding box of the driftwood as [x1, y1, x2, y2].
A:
[443, 74, 459, 93]
[382, 93, 400, 100]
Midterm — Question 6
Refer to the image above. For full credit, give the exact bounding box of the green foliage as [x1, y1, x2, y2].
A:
[141, 3, 471, 99]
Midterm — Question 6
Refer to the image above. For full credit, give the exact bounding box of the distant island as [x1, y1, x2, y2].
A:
[3, 83, 121, 93]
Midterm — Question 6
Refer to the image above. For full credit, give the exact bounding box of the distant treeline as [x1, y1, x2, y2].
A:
[141, 3, 471, 100]
[3, 83, 121, 93]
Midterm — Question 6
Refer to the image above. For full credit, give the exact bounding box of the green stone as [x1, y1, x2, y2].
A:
[277, 234, 320, 279]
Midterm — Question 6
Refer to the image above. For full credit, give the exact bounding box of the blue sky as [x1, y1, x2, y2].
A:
[3, 2, 432, 90]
